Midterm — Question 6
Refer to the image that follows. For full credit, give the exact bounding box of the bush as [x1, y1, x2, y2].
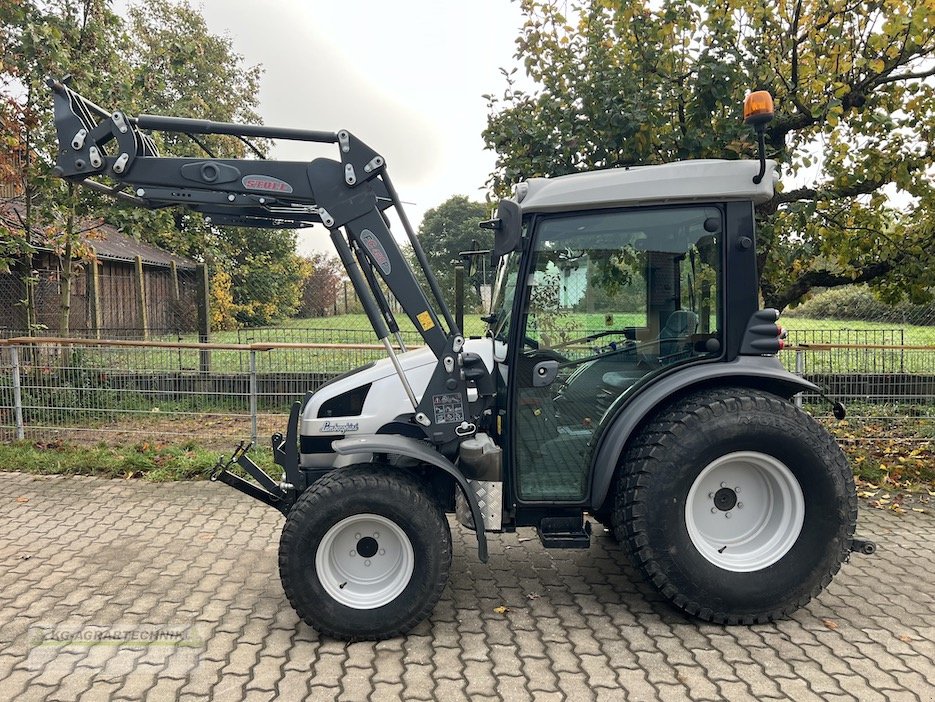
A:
[785, 285, 935, 324]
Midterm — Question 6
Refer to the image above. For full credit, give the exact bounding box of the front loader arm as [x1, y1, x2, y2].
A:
[48, 79, 494, 445]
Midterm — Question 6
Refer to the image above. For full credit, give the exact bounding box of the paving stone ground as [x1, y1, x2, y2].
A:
[0, 472, 932, 701]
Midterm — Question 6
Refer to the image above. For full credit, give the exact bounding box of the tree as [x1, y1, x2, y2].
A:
[1, 0, 131, 334]
[484, 0, 935, 310]
[1, 0, 308, 333]
[300, 253, 343, 318]
[414, 196, 493, 314]
[116, 1, 306, 329]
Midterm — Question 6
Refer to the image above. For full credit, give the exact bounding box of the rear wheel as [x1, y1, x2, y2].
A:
[613, 387, 857, 623]
[279, 465, 451, 640]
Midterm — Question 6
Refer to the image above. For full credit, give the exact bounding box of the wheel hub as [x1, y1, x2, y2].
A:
[356, 536, 379, 558]
[713, 487, 737, 512]
[685, 451, 805, 572]
[316, 513, 415, 609]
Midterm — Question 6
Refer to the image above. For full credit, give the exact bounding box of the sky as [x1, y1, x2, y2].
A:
[182, 0, 528, 256]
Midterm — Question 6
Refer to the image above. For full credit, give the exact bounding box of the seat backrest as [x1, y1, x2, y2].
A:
[659, 310, 698, 357]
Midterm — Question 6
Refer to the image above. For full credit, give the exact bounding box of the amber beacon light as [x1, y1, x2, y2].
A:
[743, 90, 774, 126]
[743, 90, 774, 183]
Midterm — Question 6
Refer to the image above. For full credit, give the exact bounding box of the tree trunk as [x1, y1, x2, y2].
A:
[59, 184, 76, 337]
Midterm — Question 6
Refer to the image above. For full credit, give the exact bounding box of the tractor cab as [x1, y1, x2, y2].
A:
[484, 159, 774, 510]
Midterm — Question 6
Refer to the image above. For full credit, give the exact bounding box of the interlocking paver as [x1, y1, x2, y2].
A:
[1, 472, 932, 701]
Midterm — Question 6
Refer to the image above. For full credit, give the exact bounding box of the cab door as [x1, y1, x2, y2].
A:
[508, 206, 724, 503]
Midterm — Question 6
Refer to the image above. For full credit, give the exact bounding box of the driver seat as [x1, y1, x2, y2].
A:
[599, 310, 700, 397]
[659, 309, 698, 358]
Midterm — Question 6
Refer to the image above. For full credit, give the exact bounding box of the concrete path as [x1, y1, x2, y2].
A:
[0, 473, 932, 701]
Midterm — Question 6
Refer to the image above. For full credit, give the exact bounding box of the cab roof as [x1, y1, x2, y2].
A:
[517, 159, 777, 214]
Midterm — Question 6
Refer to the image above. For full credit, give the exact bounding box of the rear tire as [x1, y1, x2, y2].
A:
[279, 465, 451, 640]
[613, 387, 857, 623]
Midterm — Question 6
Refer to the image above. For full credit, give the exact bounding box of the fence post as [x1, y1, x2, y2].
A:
[794, 349, 805, 409]
[170, 260, 181, 302]
[134, 255, 149, 340]
[11, 345, 25, 440]
[249, 349, 258, 445]
[88, 249, 102, 339]
[195, 263, 211, 372]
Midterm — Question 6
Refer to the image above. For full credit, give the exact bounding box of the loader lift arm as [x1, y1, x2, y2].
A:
[48, 79, 494, 445]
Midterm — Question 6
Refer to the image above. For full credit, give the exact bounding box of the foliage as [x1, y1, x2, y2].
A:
[220, 228, 309, 327]
[1, 0, 131, 333]
[785, 284, 935, 324]
[0, 0, 306, 333]
[209, 268, 237, 331]
[484, 0, 935, 311]
[414, 195, 494, 314]
[300, 252, 343, 317]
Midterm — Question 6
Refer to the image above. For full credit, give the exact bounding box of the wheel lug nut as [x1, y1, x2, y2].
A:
[355, 533, 361, 539]
[737, 502, 743, 509]
[379, 549, 385, 555]
[349, 550, 356, 557]
[735, 487, 741, 493]
[725, 513, 732, 519]
[720, 482, 727, 488]
[711, 507, 718, 514]
[364, 559, 371, 566]
[708, 492, 714, 498]
[373, 532, 380, 538]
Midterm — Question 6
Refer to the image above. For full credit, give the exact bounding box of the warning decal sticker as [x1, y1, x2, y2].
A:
[417, 311, 435, 331]
[432, 393, 464, 424]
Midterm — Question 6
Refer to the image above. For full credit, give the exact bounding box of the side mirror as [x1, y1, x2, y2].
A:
[480, 199, 522, 260]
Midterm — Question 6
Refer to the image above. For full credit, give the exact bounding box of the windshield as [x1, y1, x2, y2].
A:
[488, 252, 520, 342]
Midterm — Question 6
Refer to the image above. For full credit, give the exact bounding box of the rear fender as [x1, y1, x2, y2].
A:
[331, 435, 489, 563]
[589, 356, 818, 511]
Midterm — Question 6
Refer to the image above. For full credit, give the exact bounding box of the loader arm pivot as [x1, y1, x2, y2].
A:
[48, 79, 494, 445]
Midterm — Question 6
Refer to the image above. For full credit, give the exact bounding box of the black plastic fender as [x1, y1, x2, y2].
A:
[331, 435, 489, 563]
[589, 356, 820, 510]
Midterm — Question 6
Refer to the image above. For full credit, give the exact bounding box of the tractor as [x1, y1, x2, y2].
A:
[49, 81, 869, 641]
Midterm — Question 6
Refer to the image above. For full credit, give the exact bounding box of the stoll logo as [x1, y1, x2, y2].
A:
[241, 175, 293, 193]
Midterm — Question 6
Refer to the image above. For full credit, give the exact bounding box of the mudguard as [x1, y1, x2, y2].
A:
[331, 435, 489, 562]
[589, 356, 819, 510]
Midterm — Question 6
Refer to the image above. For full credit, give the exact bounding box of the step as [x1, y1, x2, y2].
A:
[537, 516, 591, 549]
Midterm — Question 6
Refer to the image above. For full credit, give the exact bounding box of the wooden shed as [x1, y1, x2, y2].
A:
[0, 200, 203, 339]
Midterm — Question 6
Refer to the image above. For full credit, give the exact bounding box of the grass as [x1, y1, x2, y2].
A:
[2, 417, 931, 495]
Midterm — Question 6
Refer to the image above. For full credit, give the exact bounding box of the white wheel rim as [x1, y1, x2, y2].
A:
[315, 513, 414, 609]
[685, 451, 805, 572]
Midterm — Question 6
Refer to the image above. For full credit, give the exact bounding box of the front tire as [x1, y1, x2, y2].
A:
[613, 387, 857, 624]
[279, 465, 451, 640]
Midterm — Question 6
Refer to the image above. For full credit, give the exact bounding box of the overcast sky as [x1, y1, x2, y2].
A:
[183, 0, 527, 256]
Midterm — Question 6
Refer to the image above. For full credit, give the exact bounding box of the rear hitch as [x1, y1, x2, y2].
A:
[849, 537, 877, 555]
[211, 441, 295, 515]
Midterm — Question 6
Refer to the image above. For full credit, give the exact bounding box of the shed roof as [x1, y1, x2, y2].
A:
[0, 200, 197, 270]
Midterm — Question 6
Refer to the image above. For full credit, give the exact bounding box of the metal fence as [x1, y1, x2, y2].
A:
[1, 334, 932, 452]
[0, 338, 384, 449]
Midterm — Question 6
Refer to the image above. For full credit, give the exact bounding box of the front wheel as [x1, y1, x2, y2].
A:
[279, 465, 451, 640]
[613, 388, 857, 624]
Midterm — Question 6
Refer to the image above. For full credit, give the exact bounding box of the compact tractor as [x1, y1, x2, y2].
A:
[49, 81, 870, 640]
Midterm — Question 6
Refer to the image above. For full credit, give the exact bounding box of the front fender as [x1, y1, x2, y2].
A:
[589, 356, 818, 510]
[331, 435, 488, 563]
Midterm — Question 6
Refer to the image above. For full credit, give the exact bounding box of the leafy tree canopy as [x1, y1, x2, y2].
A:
[415, 195, 493, 315]
[484, 0, 935, 310]
[1, 0, 304, 331]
